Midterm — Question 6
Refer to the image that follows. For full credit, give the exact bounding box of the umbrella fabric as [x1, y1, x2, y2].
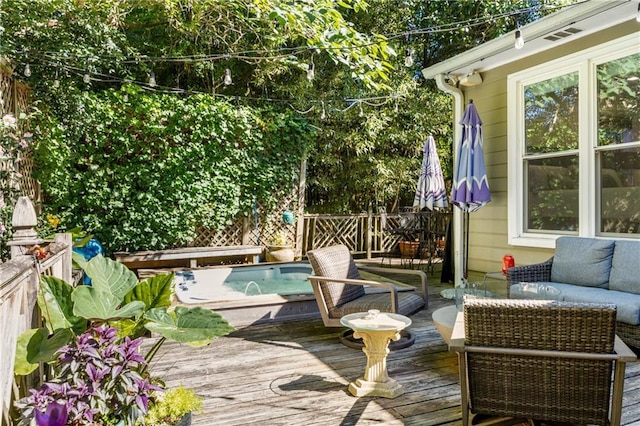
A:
[413, 135, 448, 211]
[451, 102, 491, 212]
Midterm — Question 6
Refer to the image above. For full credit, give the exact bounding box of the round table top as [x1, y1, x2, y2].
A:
[341, 310, 411, 331]
[510, 282, 562, 300]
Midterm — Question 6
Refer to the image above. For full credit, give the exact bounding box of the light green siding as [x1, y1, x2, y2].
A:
[463, 20, 639, 273]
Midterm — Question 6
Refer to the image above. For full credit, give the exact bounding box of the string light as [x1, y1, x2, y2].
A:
[53, 70, 59, 88]
[320, 101, 326, 120]
[394, 100, 399, 114]
[24, 63, 31, 77]
[306, 60, 315, 81]
[404, 48, 414, 67]
[514, 29, 524, 49]
[83, 72, 91, 83]
[223, 68, 232, 85]
[148, 70, 156, 87]
[358, 102, 364, 117]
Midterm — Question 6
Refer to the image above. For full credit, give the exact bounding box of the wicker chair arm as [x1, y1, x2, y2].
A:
[307, 275, 397, 292]
[356, 264, 428, 304]
[307, 275, 399, 313]
[506, 257, 554, 286]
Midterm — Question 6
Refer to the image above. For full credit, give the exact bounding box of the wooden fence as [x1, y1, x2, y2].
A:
[301, 210, 451, 257]
[0, 197, 72, 426]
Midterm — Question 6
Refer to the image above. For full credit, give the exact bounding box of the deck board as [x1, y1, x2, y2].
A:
[146, 269, 640, 425]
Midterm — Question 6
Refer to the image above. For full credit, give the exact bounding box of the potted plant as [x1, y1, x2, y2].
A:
[13, 253, 234, 425]
[265, 229, 295, 262]
[15, 325, 161, 426]
[142, 385, 203, 426]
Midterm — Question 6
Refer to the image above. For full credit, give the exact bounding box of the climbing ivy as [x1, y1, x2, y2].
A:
[33, 85, 314, 253]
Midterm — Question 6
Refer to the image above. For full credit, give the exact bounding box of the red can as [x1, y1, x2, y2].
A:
[502, 255, 515, 274]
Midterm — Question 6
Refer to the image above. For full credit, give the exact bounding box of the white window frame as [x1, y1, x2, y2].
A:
[507, 33, 640, 248]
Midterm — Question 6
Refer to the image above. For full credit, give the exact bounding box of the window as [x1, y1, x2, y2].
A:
[508, 34, 639, 247]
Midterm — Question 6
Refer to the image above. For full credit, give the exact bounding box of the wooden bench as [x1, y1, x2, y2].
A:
[114, 245, 263, 270]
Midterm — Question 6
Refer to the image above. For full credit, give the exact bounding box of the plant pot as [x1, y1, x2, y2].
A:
[265, 245, 295, 262]
[174, 412, 191, 426]
[398, 241, 419, 258]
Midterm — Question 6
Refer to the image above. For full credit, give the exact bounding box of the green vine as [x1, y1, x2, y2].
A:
[33, 85, 315, 254]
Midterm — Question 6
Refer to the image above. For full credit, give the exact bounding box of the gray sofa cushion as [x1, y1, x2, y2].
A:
[609, 240, 640, 294]
[550, 237, 614, 288]
[543, 282, 640, 325]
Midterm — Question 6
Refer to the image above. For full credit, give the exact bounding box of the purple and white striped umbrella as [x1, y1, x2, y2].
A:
[413, 135, 448, 211]
[451, 101, 491, 212]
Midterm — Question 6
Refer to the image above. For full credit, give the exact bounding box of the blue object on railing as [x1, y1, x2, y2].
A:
[282, 210, 295, 224]
[73, 239, 104, 285]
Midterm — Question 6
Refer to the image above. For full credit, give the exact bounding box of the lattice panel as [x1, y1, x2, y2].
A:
[304, 215, 366, 252]
[0, 64, 13, 115]
[0, 68, 37, 204]
[193, 180, 300, 249]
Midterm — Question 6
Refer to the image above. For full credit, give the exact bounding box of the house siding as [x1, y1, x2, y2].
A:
[462, 20, 639, 273]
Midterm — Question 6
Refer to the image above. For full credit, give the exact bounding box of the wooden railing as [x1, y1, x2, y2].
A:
[0, 197, 72, 426]
[301, 210, 451, 257]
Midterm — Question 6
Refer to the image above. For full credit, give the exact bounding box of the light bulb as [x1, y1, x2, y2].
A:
[358, 102, 364, 117]
[394, 100, 399, 114]
[83, 73, 90, 84]
[514, 29, 524, 49]
[24, 63, 31, 77]
[404, 49, 414, 67]
[223, 68, 232, 85]
[320, 101, 326, 120]
[306, 61, 315, 81]
[53, 70, 59, 88]
[149, 71, 156, 87]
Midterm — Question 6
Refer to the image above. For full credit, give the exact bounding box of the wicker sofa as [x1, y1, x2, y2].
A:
[506, 236, 640, 348]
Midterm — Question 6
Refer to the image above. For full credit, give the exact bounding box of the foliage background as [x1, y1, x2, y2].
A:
[0, 0, 575, 252]
[33, 85, 313, 253]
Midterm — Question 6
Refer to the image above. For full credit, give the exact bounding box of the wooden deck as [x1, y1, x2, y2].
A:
[147, 267, 640, 425]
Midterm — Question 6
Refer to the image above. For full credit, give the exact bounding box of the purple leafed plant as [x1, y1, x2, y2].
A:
[15, 325, 162, 426]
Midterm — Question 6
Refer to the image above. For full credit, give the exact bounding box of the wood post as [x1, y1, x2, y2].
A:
[7, 196, 44, 258]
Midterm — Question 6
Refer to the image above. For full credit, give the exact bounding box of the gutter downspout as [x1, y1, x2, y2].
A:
[434, 73, 464, 287]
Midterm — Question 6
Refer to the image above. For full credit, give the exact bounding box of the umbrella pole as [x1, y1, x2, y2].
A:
[464, 212, 469, 279]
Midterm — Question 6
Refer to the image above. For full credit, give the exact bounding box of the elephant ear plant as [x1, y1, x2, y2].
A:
[14, 253, 234, 425]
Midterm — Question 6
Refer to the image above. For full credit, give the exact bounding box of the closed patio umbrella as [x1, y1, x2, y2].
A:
[451, 101, 490, 276]
[413, 135, 448, 211]
[452, 101, 490, 212]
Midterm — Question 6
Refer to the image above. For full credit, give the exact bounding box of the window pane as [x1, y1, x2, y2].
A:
[526, 156, 578, 232]
[597, 52, 640, 146]
[600, 147, 640, 234]
[524, 72, 579, 154]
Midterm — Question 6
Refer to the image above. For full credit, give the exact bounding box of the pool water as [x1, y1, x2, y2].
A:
[223, 264, 313, 296]
[174, 262, 314, 303]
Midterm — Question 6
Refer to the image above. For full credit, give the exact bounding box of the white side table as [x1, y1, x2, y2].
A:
[432, 305, 458, 347]
[340, 310, 411, 398]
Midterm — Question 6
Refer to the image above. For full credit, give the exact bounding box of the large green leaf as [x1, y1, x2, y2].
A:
[124, 273, 173, 310]
[79, 254, 138, 299]
[14, 328, 73, 375]
[38, 276, 85, 334]
[144, 307, 234, 346]
[72, 286, 145, 320]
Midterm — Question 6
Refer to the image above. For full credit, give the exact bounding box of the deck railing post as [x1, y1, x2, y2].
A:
[366, 207, 372, 259]
[7, 196, 44, 259]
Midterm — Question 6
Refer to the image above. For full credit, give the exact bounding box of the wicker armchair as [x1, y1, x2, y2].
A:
[307, 244, 427, 348]
[506, 258, 640, 349]
[451, 298, 636, 426]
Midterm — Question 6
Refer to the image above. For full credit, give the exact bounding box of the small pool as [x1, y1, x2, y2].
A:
[222, 263, 313, 296]
[174, 262, 314, 303]
[174, 261, 318, 326]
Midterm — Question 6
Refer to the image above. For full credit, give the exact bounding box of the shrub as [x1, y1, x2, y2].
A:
[33, 85, 315, 254]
